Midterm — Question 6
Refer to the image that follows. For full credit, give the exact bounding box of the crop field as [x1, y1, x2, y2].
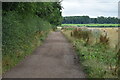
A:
[87, 27, 119, 48]
[62, 24, 119, 27]
[62, 26, 119, 78]
[62, 27, 119, 48]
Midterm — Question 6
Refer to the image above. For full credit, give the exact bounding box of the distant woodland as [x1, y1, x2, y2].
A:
[62, 16, 118, 24]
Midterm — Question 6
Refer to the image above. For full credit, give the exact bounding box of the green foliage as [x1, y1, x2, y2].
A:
[63, 16, 90, 24]
[3, 2, 63, 26]
[2, 11, 52, 73]
[75, 41, 117, 78]
[62, 30, 118, 78]
[2, 2, 62, 73]
[118, 49, 120, 78]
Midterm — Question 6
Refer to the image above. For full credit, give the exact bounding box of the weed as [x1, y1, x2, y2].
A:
[62, 29, 118, 78]
[100, 34, 109, 45]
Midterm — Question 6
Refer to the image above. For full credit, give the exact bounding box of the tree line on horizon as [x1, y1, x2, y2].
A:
[62, 16, 118, 24]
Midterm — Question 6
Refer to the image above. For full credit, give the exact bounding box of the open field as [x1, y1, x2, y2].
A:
[62, 24, 119, 27]
[87, 27, 119, 48]
[62, 27, 119, 48]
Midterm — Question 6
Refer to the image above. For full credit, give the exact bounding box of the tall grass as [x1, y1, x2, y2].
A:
[62, 28, 118, 78]
[72, 27, 106, 45]
[100, 35, 109, 45]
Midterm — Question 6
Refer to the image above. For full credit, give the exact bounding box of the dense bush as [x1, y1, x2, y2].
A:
[2, 11, 53, 72]
[3, 2, 63, 26]
[2, 11, 52, 54]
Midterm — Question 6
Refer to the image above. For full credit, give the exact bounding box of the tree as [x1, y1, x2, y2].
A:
[62, 16, 118, 24]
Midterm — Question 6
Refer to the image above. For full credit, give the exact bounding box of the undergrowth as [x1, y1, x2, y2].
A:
[2, 11, 52, 73]
[62, 30, 118, 78]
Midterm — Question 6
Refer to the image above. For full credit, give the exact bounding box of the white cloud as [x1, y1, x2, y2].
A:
[62, 0, 119, 18]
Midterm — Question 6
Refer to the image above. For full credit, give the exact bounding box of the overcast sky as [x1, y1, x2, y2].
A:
[61, 0, 119, 18]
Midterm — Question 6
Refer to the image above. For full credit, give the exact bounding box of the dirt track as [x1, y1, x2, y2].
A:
[3, 32, 86, 78]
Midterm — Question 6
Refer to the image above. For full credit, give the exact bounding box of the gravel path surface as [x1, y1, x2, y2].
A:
[3, 32, 86, 78]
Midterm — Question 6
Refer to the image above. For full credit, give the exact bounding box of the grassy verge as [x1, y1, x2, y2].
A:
[2, 31, 50, 74]
[62, 30, 118, 78]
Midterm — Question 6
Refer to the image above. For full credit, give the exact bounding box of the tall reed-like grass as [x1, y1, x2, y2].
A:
[72, 27, 110, 45]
